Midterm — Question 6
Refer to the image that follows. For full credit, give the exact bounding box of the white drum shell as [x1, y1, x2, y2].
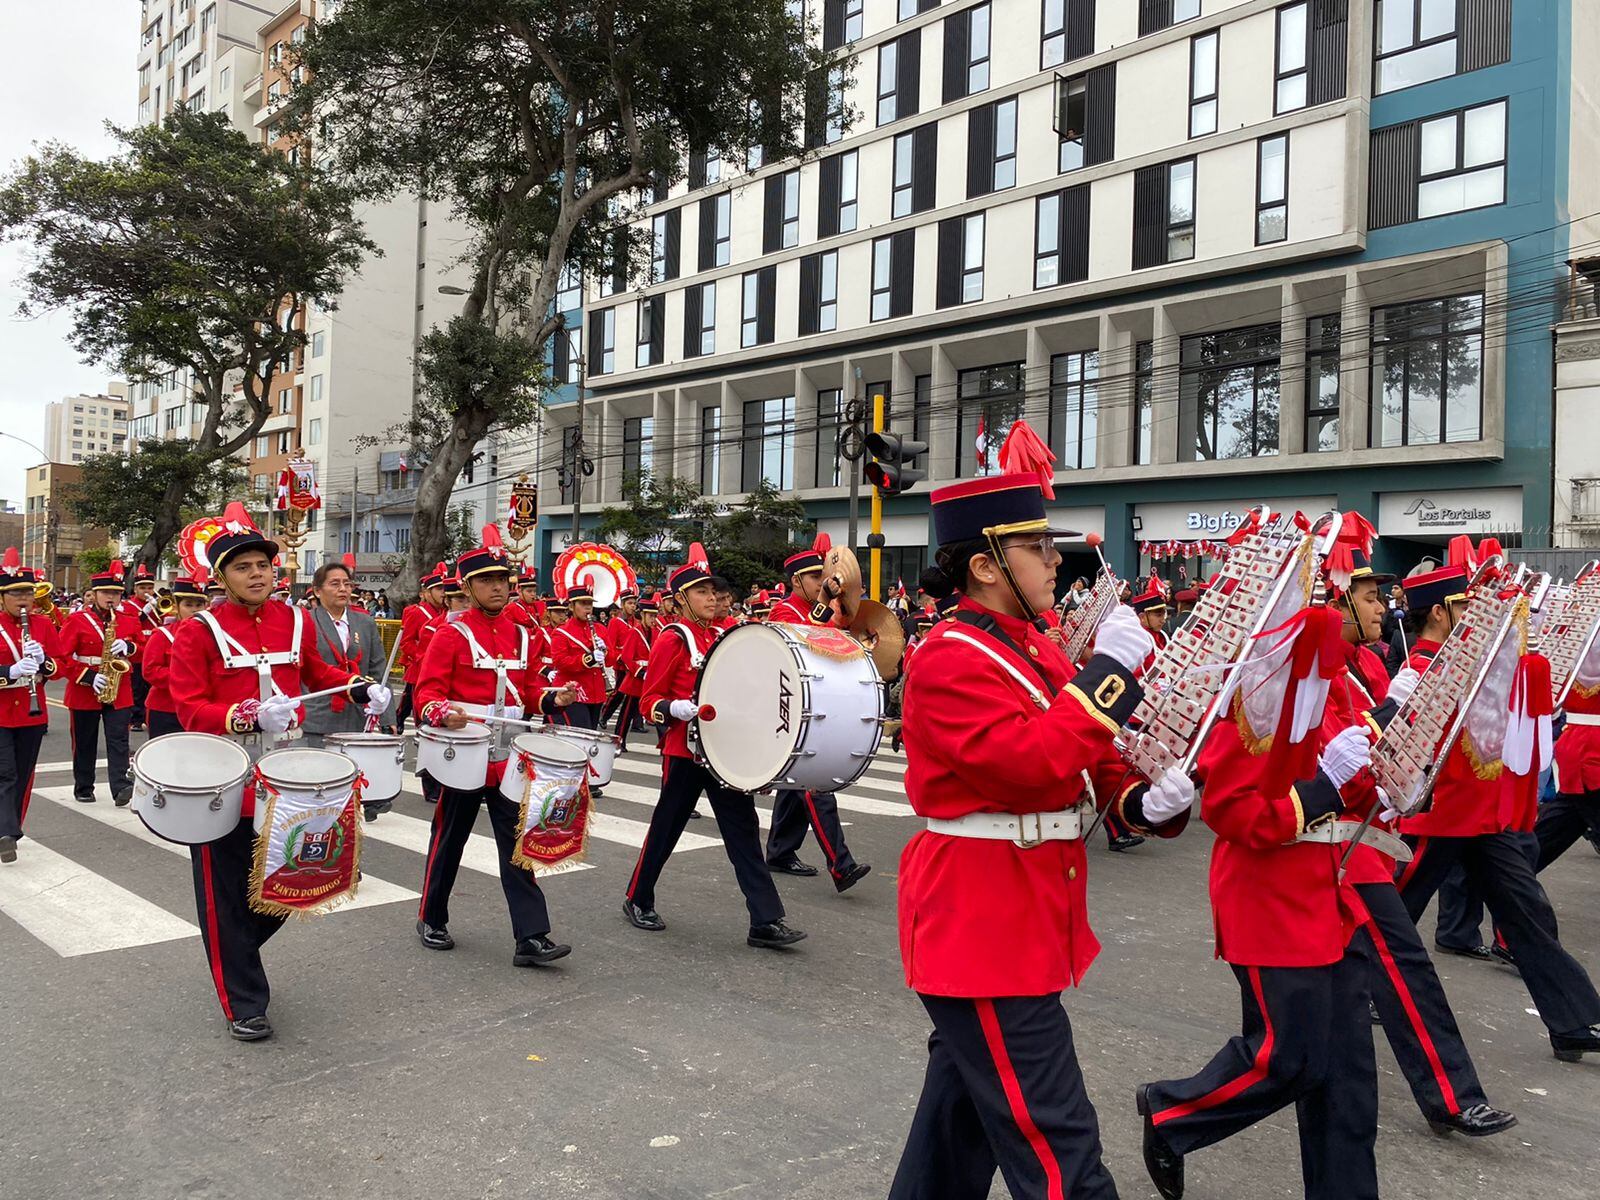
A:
[131, 733, 252, 845]
[324, 732, 406, 801]
[416, 723, 492, 791]
[543, 724, 617, 786]
[498, 733, 588, 805]
[252, 748, 361, 833]
[695, 623, 883, 794]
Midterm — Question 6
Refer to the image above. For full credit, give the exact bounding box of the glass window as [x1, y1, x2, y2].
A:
[636, 297, 657, 368]
[1257, 134, 1288, 244]
[1189, 32, 1218, 137]
[1305, 315, 1341, 452]
[825, 66, 847, 144]
[701, 407, 722, 494]
[968, 3, 992, 93]
[1175, 0, 1201, 20]
[839, 150, 859, 232]
[310, 375, 323, 403]
[1035, 193, 1062, 288]
[871, 237, 893, 321]
[598, 307, 615, 374]
[1058, 76, 1086, 172]
[956, 362, 1027, 477]
[1370, 294, 1484, 447]
[311, 330, 326, 356]
[651, 215, 668, 283]
[1049, 351, 1099, 469]
[623, 416, 654, 480]
[816, 388, 845, 487]
[878, 41, 900, 125]
[1180, 323, 1281, 460]
[993, 98, 1018, 191]
[742, 273, 760, 348]
[1276, 2, 1308, 113]
[1375, 0, 1457, 93]
[781, 170, 801, 247]
[1416, 101, 1507, 219]
[695, 282, 717, 356]
[845, 0, 864, 40]
[742, 396, 797, 491]
[819, 250, 839, 332]
[1042, 0, 1067, 68]
[1134, 340, 1155, 465]
[892, 133, 915, 217]
[961, 213, 985, 303]
[556, 262, 581, 311]
[1168, 159, 1196, 262]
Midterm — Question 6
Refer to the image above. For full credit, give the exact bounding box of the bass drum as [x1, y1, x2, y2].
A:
[693, 622, 882, 794]
[131, 732, 252, 845]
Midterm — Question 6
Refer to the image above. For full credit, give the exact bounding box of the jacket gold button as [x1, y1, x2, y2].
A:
[1028, 645, 1039, 656]
[1068, 867, 1078, 881]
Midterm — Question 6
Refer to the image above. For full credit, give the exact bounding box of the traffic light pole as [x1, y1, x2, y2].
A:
[870, 391, 885, 603]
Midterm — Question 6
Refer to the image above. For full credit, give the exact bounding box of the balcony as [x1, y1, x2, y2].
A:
[1571, 480, 1600, 527]
[242, 72, 263, 102]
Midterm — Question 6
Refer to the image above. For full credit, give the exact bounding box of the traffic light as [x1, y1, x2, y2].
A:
[864, 430, 928, 497]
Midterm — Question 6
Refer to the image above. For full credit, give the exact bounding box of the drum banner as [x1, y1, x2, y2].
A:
[248, 769, 365, 918]
[509, 751, 592, 872]
[790, 625, 866, 663]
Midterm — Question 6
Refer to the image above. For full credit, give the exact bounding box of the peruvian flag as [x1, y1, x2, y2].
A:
[974, 414, 989, 473]
[398, 454, 409, 474]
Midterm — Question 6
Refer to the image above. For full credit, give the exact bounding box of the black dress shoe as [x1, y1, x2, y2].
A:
[1136, 1084, 1184, 1199]
[1428, 1103, 1518, 1137]
[0, 835, 17, 863]
[362, 799, 393, 823]
[1551, 1024, 1600, 1062]
[1107, 833, 1146, 853]
[1489, 944, 1518, 971]
[228, 1015, 273, 1042]
[621, 899, 665, 931]
[687, 809, 702, 819]
[767, 856, 819, 877]
[1369, 1000, 1382, 1025]
[113, 788, 132, 808]
[1434, 942, 1493, 964]
[74, 794, 95, 804]
[513, 935, 572, 966]
[590, 786, 605, 798]
[416, 919, 454, 950]
[747, 919, 807, 949]
[834, 863, 872, 893]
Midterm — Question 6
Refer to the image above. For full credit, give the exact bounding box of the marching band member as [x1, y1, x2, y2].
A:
[396, 562, 449, 731]
[548, 587, 608, 730]
[889, 466, 1188, 1200]
[413, 528, 578, 966]
[120, 563, 159, 731]
[167, 508, 389, 1041]
[506, 569, 543, 628]
[763, 541, 871, 892]
[603, 591, 650, 754]
[1326, 545, 1516, 1138]
[0, 551, 59, 865]
[1393, 545, 1600, 1063]
[141, 577, 208, 738]
[1541, 608, 1600, 869]
[59, 561, 141, 806]
[622, 544, 805, 950]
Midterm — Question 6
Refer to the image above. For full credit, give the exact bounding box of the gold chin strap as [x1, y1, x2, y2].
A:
[983, 532, 1040, 624]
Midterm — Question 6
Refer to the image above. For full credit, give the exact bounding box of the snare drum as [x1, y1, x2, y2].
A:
[324, 731, 406, 801]
[499, 732, 588, 810]
[252, 748, 360, 832]
[416, 723, 491, 791]
[544, 723, 617, 786]
[131, 732, 252, 845]
[694, 622, 883, 794]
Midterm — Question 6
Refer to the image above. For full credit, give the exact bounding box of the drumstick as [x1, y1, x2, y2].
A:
[365, 626, 409, 732]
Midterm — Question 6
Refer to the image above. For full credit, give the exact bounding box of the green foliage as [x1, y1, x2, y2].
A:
[76, 547, 113, 577]
[61, 439, 247, 544]
[414, 316, 547, 447]
[444, 503, 480, 556]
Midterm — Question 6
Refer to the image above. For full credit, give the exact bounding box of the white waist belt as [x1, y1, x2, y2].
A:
[927, 804, 1093, 847]
[1293, 820, 1413, 863]
[459, 703, 525, 722]
[1563, 712, 1600, 727]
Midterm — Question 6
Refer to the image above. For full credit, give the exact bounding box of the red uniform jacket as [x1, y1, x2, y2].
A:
[414, 606, 562, 787]
[641, 619, 721, 760]
[1399, 639, 1532, 837]
[58, 605, 142, 711]
[549, 616, 609, 704]
[168, 600, 360, 817]
[505, 599, 539, 629]
[141, 624, 180, 715]
[399, 601, 443, 683]
[0, 610, 60, 728]
[1198, 682, 1381, 968]
[898, 596, 1172, 998]
[1555, 656, 1600, 794]
[117, 596, 160, 646]
[767, 595, 823, 627]
[607, 615, 651, 698]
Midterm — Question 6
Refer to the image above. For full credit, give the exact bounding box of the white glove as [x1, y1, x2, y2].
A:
[88, 672, 106, 694]
[1377, 788, 1400, 824]
[257, 694, 300, 735]
[1319, 725, 1372, 789]
[21, 639, 45, 663]
[8, 659, 39, 681]
[1387, 667, 1420, 707]
[668, 699, 698, 721]
[1090, 605, 1155, 673]
[1141, 766, 1196, 823]
[593, 645, 608, 665]
[363, 682, 393, 716]
[111, 639, 131, 656]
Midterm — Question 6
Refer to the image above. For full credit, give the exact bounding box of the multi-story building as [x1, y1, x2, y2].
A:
[535, 0, 1597, 586]
[1553, 258, 1600, 548]
[41, 389, 129, 465]
[22, 463, 113, 592]
[137, 0, 269, 134]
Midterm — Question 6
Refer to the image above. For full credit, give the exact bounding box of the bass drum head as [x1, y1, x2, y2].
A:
[134, 732, 251, 788]
[696, 624, 804, 792]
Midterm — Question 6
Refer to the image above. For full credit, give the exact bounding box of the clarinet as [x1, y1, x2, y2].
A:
[19, 602, 40, 718]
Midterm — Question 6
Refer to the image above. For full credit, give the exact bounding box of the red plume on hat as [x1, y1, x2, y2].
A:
[221, 501, 256, 534]
[2, 547, 19, 573]
[1324, 511, 1378, 592]
[109, 558, 125, 582]
[482, 523, 504, 549]
[997, 420, 1057, 500]
[686, 541, 709, 571]
[1446, 534, 1477, 572]
[812, 530, 831, 557]
[342, 552, 356, 570]
[1476, 537, 1504, 563]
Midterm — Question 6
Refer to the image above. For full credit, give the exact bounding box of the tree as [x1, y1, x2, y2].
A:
[0, 110, 375, 572]
[61, 438, 247, 555]
[76, 547, 113, 578]
[295, 0, 846, 594]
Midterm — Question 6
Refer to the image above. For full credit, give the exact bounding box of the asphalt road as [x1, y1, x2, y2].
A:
[3, 708, 1598, 1200]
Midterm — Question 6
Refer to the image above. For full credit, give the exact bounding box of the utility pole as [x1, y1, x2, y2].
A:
[846, 367, 863, 550]
[869, 391, 885, 602]
[569, 350, 586, 549]
[351, 463, 359, 564]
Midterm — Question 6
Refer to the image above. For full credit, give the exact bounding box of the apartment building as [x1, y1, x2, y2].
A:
[530, 0, 1597, 584]
[22, 463, 113, 592]
[40, 389, 129, 465]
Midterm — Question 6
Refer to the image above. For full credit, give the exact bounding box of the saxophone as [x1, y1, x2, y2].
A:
[96, 615, 130, 705]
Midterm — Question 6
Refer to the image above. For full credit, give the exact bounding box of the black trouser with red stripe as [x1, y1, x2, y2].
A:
[417, 782, 550, 942]
[610, 693, 641, 752]
[1535, 790, 1600, 870]
[766, 789, 858, 879]
[131, 664, 149, 726]
[626, 756, 783, 926]
[0, 724, 46, 840]
[1352, 881, 1488, 1122]
[1396, 832, 1600, 1035]
[396, 682, 416, 730]
[890, 993, 1117, 1200]
[70, 706, 130, 801]
[147, 709, 182, 738]
[189, 819, 286, 1021]
[1141, 943, 1378, 1200]
[1102, 807, 1136, 846]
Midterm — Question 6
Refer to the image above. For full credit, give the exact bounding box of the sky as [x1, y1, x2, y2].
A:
[0, 1, 131, 507]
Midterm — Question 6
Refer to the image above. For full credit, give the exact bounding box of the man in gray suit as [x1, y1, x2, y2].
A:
[302, 561, 390, 815]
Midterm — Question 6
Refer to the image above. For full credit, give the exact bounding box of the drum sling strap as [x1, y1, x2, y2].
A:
[665, 622, 708, 669]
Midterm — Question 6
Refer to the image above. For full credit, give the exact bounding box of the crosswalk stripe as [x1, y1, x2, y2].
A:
[594, 776, 774, 831]
[31, 786, 418, 912]
[361, 807, 593, 878]
[0, 838, 199, 957]
[604, 761, 910, 818]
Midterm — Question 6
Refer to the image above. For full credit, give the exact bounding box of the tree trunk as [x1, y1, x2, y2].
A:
[401, 405, 494, 600]
[135, 471, 195, 577]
